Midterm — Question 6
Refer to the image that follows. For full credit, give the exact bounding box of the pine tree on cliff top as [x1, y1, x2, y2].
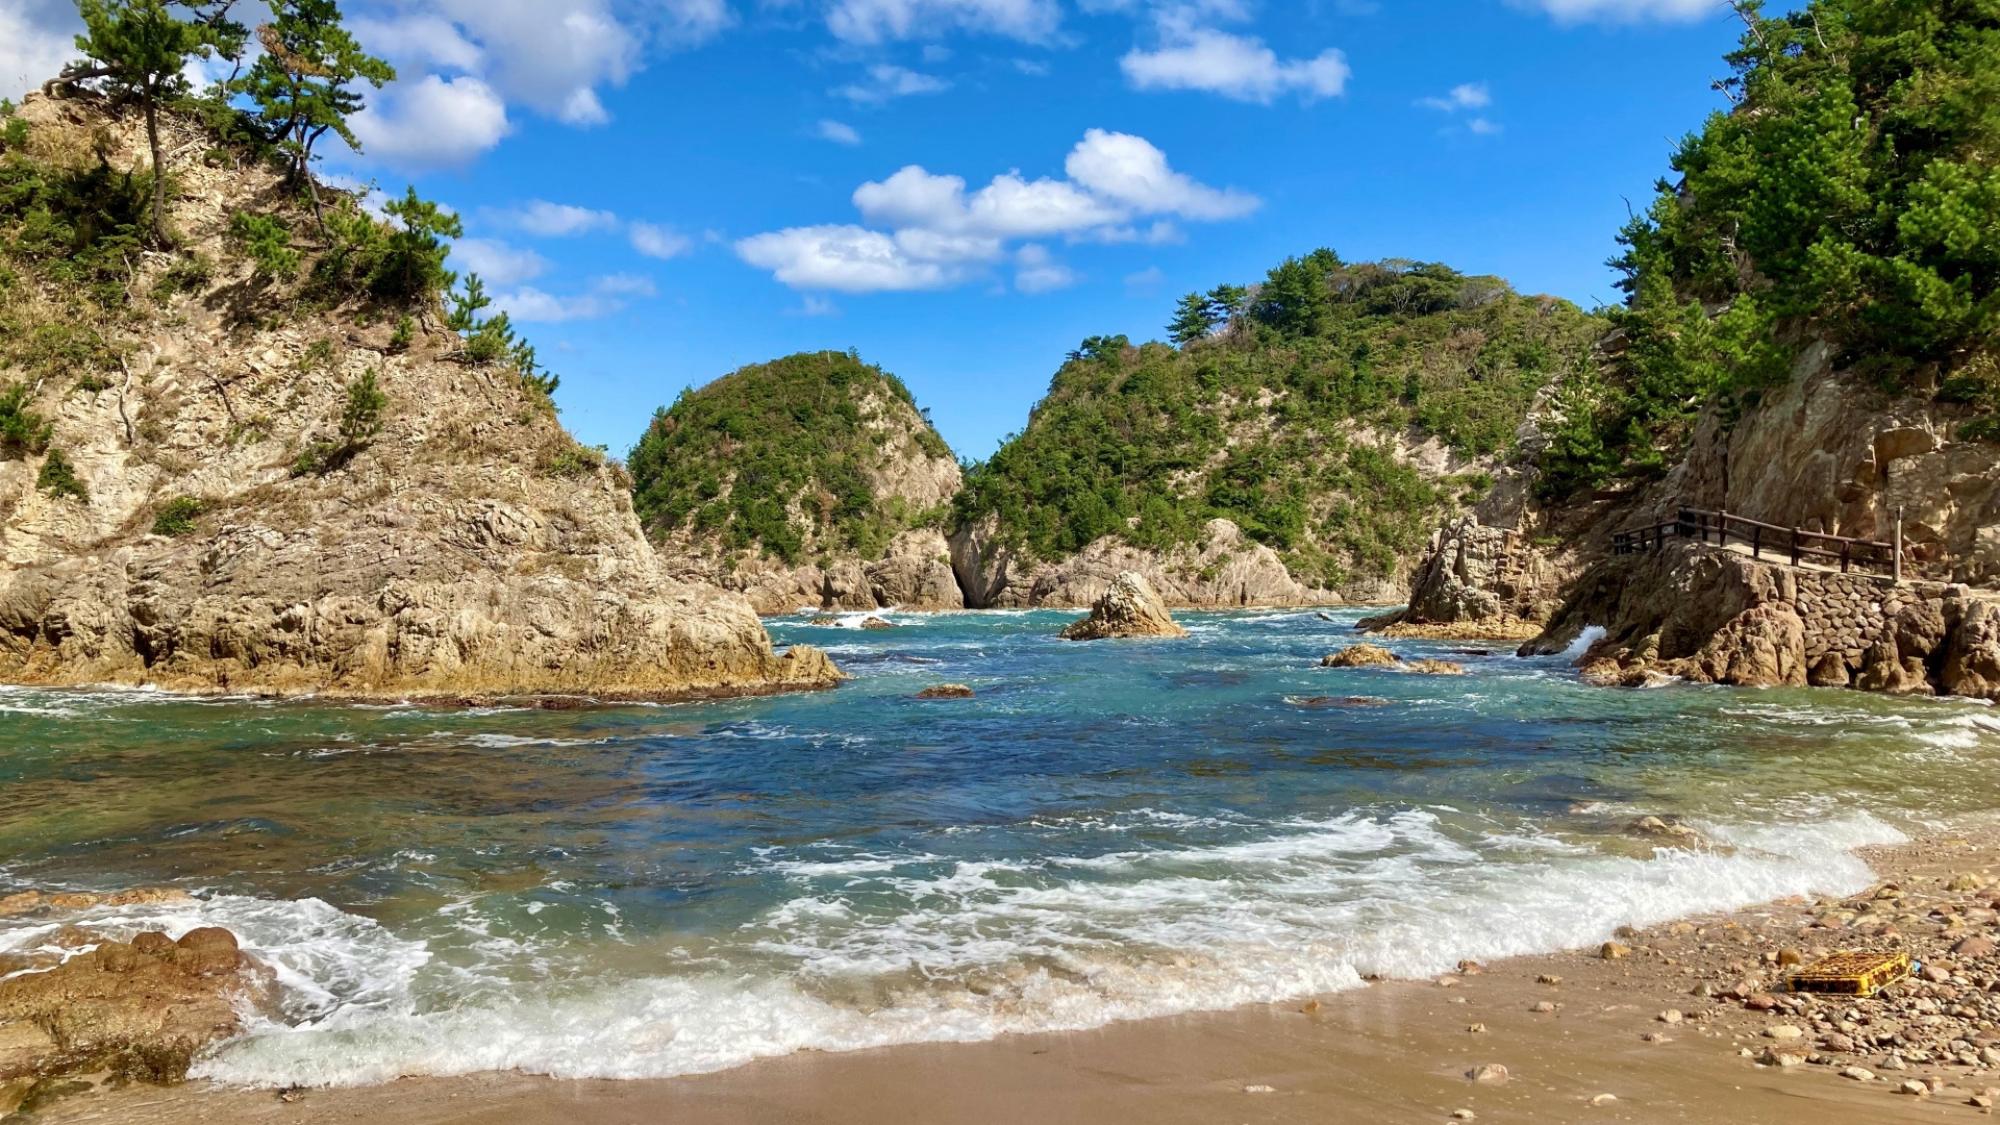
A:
[71, 0, 243, 245]
[241, 0, 393, 227]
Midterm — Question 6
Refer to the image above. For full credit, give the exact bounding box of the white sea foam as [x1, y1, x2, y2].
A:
[167, 805, 1906, 1089]
[1556, 625, 1607, 662]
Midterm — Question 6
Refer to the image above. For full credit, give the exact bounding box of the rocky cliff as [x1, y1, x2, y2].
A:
[0, 94, 836, 701]
[629, 352, 964, 614]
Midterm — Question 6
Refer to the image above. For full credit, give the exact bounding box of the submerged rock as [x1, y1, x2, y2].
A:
[1059, 572, 1189, 641]
[1628, 815, 1708, 848]
[1401, 659, 1467, 676]
[1284, 695, 1393, 709]
[916, 684, 976, 699]
[0, 926, 275, 1086]
[1321, 644, 1400, 668]
[859, 617, 897, 631]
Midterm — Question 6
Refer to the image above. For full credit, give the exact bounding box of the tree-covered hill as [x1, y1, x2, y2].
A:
[1538, 0, 1999, 498]
[628, 351, 960, 566]
[952, 253, 1607, 590]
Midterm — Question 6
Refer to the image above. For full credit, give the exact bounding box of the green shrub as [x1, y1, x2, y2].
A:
[339, 369, 386, 447]
[0, 383, 52, 456]
[73, 373, 112, 394]
[151, 251, 214, 300]
[36, 449, 87, 503]
[388, 313, 414, 351]
[543, 443, 606, 479]
[229, 211, 299, 280]
[0, 100, 27, 151]
[151, 495, 205, 536]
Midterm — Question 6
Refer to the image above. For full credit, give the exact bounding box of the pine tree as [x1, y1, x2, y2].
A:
[1168, 292, 1215, 346]
[241, 0, 392, 226]
[72, 0, 237, 244]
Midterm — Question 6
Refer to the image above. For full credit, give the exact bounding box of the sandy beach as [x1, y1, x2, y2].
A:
[26, 825, 2000, 1125]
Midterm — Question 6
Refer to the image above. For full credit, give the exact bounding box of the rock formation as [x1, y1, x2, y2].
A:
[1361, 515, 1566, 639]
[0, 94, 836, 702]
[915, 683, 976, 699]
[1322, 644, 1400, 668]
[0, 926, 274, 1096]
[954, 517, 1347, 611]
[1527, 541, 2000, 700]
[1058, 572, 1189, 640]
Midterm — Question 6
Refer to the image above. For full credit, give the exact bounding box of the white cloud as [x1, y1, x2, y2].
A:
[1121, 28, 1349, 103]
[1530, 0, 1723, 22]
[791, 295, 841, 317]
[1064, 129, 1259, 220]
[1420, 82, 1491, 111]
[497, 273, 655, 322]
[630, 221, 694, 259]
[349, 75, 512, 168]
[496, 199, 623, 237]
[1014, 244, 1076, 293]
[1468, 117, 1502, 135]
[451, 238, 550, 286]
[428, 0, 640, 126]
[816, 119, 864, 145]
[736, 225, 965, 293]
[0, 1, 80, 101]
[836, 64, 950, 103]
[350, 14, 485, 73]
[1124, 265, 1167, 291]
[825, 0, 1062, 44]
[739, 128, 1254, 294]
[593, 272, 659, 297]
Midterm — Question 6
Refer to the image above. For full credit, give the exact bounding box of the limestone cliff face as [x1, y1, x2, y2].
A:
[0, 95, 835, 701]
[632, 353, 963, 615]
[950, 516, 1344, 610]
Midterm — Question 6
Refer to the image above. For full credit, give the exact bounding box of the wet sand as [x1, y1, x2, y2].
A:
[39, 827, 2000, 1125]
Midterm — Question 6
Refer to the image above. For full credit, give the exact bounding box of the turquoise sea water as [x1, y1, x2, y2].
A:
[3, 607, 1999, 1086]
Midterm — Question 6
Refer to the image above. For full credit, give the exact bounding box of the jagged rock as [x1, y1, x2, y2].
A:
[1058, 572, 1188, 641]
[1628, 816, 1707, 847]
[953, 517, 1331, 610]
[1940, 597, 2000, 701]
[1401, 659, 1467, 676]
[0, 888, 190, 919]
[0, 95, 838, 704]
[859, 617, 896, 631]
[915, 684, 975, 699]
[865, 530, 964, 611]
[1686, 604, 1809, 687]
[0, 926, 276, 1085]
[1379, 515, 1561, 635]
[1322, 644, 1400, 668]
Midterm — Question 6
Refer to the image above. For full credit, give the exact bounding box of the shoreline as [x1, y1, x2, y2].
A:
[33, 826, 2000, 1125]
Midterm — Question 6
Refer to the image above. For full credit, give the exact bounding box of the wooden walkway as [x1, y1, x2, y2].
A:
[1612, 506, 1905, 581]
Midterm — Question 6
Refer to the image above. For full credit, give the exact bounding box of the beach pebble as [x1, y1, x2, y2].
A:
[1757, 1047, 1805, 1068]
[1451, 1111, 1476, 1121]
[1900, 1079, 1931, 1098]
[1600, 941, 1632, 960]
[1745, 994, 1779, 1011]
[1642, 1032, 1671, 1043]
[1589, 1093, 1618, 1106]
[1537, 974, 1563, 986]
[1468, 1064, 1509, 1084]
[1436, 976, 1461, 988]
[1763, 1025, 1804, 1041]
[1530, 1001, 1558, 1013]
[1458, 960, 1484, 975]
[1243, 1085, 1275, 1094]
[1657, 1010, 1684, 1024]
[1841, 1066, 1876, 1082]
[1972, 1094, 1995, 1109]
[1466, 1023, 1488, 1034]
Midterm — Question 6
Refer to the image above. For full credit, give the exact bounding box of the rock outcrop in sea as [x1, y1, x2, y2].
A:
[1058, 571, 1189, 640]
[0, 95, 836, 702]
[0, 924, 272, 1101]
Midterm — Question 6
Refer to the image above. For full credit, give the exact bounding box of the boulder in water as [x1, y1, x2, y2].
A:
[860, 616, 897, 631]
[1059, 572, 1189, 641]
[1321, 644, 1400, 668]
[916, 684, 976, 699]
[1401, 659, 1468, 676]
[0, 926, 276, 1086]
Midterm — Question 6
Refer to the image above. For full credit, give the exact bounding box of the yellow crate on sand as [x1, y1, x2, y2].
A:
[1786, 950, 1912, 997]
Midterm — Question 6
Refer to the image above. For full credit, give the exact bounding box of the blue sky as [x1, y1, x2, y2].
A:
[2, 0, 1750, 459]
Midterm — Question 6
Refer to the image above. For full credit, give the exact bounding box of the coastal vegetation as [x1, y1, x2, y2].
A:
[628, 351, 954, 565]
[953, 254, 1605, 587]
[1538, 0, 2000, 497]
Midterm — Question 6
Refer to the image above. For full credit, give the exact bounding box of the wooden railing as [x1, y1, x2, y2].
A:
[1612, 507, 1905, 580]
